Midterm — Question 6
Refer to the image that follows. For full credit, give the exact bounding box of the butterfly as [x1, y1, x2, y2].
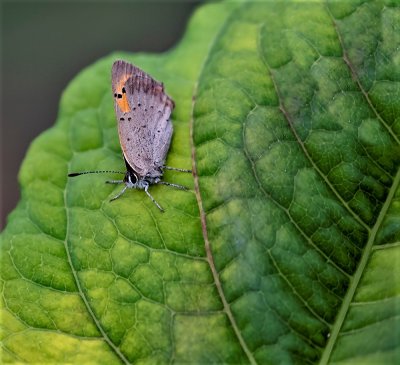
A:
[68, 60, 191, 211]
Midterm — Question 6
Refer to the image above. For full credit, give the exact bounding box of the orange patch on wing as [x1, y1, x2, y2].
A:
[115, 74, 132, 113]
[117, 94, 130, 113]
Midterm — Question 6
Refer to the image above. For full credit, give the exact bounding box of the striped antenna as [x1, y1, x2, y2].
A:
[68, 170, 125, 177]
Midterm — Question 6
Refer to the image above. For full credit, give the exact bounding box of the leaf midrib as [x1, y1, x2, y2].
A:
[189, 2, 258, 364]
[190, 95, 257, 365]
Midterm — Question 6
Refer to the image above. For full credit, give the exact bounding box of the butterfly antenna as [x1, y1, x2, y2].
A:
[162, 166, 192, 173]
[68, 170, 125, 177]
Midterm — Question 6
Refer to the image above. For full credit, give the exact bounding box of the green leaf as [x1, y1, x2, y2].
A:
[1, 1, 399, 364]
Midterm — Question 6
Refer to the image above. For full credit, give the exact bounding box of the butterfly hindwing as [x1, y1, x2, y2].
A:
[112, 60, 174, 178]
[152, 113, 173, 167]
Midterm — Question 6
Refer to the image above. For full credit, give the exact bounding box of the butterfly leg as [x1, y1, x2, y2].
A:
[162, 166, 192, 173]
[157, 181, 188, 191]
[105, 179, 124, 184]
[144, 185, 164, 212]
[110, 185, 128, 202]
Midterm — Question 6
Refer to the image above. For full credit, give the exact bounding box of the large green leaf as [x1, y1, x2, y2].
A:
[1, 1, 399, 364]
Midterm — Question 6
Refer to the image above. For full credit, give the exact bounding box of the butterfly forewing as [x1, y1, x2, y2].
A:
[112, 60, 174, 178]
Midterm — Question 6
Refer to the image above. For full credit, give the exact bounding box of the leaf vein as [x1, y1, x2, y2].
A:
[257, 22, 371, 232]
[242, 105, 352, 278]
[326, 4, 400, 146]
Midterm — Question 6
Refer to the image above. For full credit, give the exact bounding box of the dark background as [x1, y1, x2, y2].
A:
[1, 0, 201, 229]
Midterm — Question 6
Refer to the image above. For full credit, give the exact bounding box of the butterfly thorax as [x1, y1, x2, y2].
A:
[123, 157, 162, 190]
[124, 170, 162, 190]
